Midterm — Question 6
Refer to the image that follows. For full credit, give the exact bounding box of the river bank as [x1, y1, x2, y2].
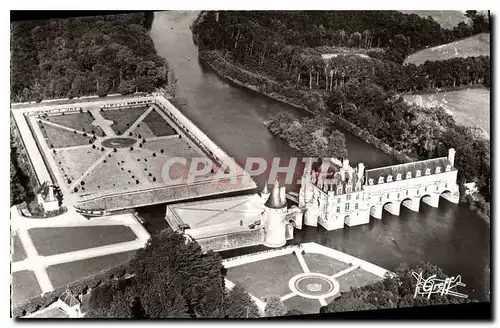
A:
[197, 50, 490, 224]
[199, 50, 415, 165]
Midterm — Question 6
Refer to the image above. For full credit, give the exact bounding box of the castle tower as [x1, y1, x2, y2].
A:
[263, 180, 288, 248]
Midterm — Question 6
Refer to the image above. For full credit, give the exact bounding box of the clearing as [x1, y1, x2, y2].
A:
[404, 33, 490, 66]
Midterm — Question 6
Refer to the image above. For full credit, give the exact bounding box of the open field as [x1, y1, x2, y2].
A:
[143, 109, 178, 136]
[46, 250, 137, 288]
[101, 106, 149, 135]
[38, 122, 93, 148]
[12, 234, 27, 262]
[12, 271, 41, 304]
[400, 10, 471, 30]
[403, 88, 490, 137]
[29, 226, 138, 256]
[404, 33, 490, 65]
[45, 112, 105, 136]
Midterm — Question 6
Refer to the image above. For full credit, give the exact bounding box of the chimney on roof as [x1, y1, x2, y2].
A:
[357, 163, 365, 179]
[342, 159, 349, 169]
[448, 148, 456, 167]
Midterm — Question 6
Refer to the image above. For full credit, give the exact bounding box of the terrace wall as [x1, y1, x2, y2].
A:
[195, 229, 263, 252]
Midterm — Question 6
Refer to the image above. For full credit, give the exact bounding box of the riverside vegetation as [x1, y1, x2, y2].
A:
[192, 11, 490, 222]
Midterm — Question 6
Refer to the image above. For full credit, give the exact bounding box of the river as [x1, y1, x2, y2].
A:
[148, 10, 490, 301]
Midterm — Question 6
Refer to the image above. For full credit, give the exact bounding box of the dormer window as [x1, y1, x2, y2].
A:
[445, 165, 451, 172]
[387, 175, 393, 182]
[406, 172, 412, 179]
[416, 170, 421, 177]
[378, 176, 384, 184]
[435, 166, 441, 174]
[396, 173, 402, 181]
[425, 168, 431, 175]
[368, 178, 374, 185]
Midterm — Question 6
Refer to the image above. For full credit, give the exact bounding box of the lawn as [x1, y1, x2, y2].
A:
[54, 146, 104, 186]
[29, 225, 137, 256]
[12, 270, 41, 304]
[79, 151, 145, 194]
[303, 253, 351, 276]
[46, 250, 137, 289]
[129, 149, 167, 184]
[45, 112, 106, 137]
[12, 234, 27, 262]
[100, 106, 149, 135]
[335, 268, 382, 293]
[226, 254, 304, 302]
[282, 295, 321, 315]
[143, 109, 178, 137]
[145, 138, 203, 159]
[403, 88, 490, 137]
[38, 122, 94, 148]
[132, 122, 156, 139]
[404, 33, 490, 65]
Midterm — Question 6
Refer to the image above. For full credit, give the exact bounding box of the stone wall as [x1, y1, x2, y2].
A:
[195, 229, 262, 252]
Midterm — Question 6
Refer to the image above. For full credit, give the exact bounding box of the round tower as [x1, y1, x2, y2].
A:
[263, 180, 288, 248]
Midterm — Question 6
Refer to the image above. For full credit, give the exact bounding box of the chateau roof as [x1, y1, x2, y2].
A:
[365, 157, 454, 182]
[265, 181, 287, 209]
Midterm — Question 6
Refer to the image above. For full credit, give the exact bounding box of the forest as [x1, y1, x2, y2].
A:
[193, 11, 491, 207]
[10, 13, 171, 103]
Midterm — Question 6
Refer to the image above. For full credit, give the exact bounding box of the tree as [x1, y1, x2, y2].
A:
[264, 296, 287, 317]
[128, 229, 227, 318]
[323, 262, 475, 313]
[224, 285, 260, 318]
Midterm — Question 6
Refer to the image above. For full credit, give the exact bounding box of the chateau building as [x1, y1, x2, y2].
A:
[298, 148, 460, 231]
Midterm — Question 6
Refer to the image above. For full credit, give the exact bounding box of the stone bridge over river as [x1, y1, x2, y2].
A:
[300, 149, 460, 230]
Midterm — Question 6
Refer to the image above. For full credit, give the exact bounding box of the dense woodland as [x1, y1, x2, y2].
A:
[194, 10, 489, 64]
[10, 13, 171, 103]
[193, 11, 491, 205]
[322, 262, 476, 313]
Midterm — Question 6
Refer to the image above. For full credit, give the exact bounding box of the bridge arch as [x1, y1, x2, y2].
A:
[401, 197, 419, 212]
[382, 201, 400, 217]
[440, 189, 454, 203]
[420, 193, 439, 208]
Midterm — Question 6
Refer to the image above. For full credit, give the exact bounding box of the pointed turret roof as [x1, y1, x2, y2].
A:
[262, 184, 269, 195]
[264, 180, 287, 209]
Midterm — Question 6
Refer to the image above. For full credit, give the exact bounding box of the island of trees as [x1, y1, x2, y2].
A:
[192, 10, 490, 221]
[267, 113, 348, 159]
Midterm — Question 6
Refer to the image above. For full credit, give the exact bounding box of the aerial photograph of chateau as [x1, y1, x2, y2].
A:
[10, 9, 491, 319]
